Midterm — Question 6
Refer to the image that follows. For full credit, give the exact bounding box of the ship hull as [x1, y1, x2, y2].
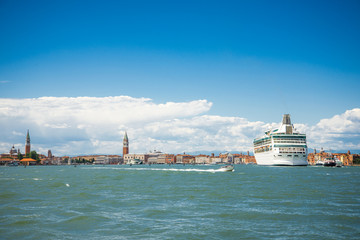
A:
[255, 151, 308, 166]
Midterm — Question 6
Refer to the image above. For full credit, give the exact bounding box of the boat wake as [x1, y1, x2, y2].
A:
[123, 167, 231, 173]
[85, 166, 234, 173]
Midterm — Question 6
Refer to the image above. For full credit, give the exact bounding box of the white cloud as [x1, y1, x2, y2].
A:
[316, 108, 360, 133]
[305, 108, 360, 150]
[12, 131, 24, 136]
[0, 96, 212, 155]
[44, 123, 71, 129]
[134, 115, 268, 153]
[0, 96, 358, 156]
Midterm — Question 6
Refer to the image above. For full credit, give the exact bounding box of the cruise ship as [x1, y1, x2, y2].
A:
[253, 114, 308, 166]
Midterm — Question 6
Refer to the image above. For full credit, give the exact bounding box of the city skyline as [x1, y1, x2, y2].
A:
[0, 1, 359, 155]
[1, 106, 359, 156]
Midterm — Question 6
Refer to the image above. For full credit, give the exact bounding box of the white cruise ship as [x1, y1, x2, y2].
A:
[253, 114, 308, 166]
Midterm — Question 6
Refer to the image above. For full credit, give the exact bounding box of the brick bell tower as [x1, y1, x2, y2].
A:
[123, 131, 129, 156]
[25, 129, 31, 155]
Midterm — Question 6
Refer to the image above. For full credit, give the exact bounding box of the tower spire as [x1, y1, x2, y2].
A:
[123, 131, 129, 156]
[25, 129, 31, 155]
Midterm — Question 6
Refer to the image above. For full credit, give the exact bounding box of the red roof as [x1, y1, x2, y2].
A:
[20, 158, 37, 162]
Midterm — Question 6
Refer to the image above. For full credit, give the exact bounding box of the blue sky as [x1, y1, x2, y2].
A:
[0, 0, 359, 155]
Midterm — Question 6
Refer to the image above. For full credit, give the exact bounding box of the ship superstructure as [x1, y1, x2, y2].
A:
[253, 114, 308, 166]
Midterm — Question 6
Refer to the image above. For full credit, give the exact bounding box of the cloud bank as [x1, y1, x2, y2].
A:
[0, 96, 359, 156]
[306, 108, 360, 150]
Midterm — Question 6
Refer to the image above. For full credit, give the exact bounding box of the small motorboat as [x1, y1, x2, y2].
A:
[323, 157, 336, 167]
[315, 160, 324, 166]
[219, 165, 234, 172]
[335, 159, 343, 167]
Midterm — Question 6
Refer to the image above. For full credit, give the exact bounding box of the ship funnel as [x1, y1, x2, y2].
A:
[283, 114, 293, 134]
[282, 114, 291, 125]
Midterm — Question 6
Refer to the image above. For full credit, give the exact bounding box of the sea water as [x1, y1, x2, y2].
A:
[0, 165, 359, 239]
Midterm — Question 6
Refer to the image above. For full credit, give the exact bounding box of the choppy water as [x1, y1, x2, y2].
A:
[1, 165, 359, 239]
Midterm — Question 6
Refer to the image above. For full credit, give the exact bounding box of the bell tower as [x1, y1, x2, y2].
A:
[123, 131, 129, 156]
[25, 129, 31, 155]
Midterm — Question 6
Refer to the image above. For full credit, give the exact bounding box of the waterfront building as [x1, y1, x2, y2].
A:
[147, 156, 157, 164]
[307, 150, 330, 165]
[176, 154, 195, 164]
[146, 150, 164, 164]
[147, 156, 158, 164]
[209, 155, 222, 164]
[231, 153, 256, 164]
[25, 130, 31, 155]
[20, 158, 36, 165]
[124, 154, 148, 164]
[156, 154, 167, 164]
[242, 155, 256, 164]
[219, 153, 230, 163]
[108, 155, 123, 164]
[9, 145, 18, 157]
[157, 154, 175, 164]
[0, 145, 22, 165]
[226, 153, 233, 163]
[76, 155, 98, 162]
[93, 155, 123, 165]
[307, 150, 356, 166]
[123, 131, 129, 156]
[0, 158, 16, 165]
[39, 150, 54, 165]
[48, 150, 52, 159]
[164, 154, 176, 164]
[0, 152, 19, 165]
[195, 154, 210, 164]
[94, 156, 110, 165]
[50, 157, 61, 165]
[232, 154, 243, 164]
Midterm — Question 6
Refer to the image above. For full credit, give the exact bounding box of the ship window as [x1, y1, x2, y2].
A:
[287, 155, 292, 157]
[294, 155, 298, 157]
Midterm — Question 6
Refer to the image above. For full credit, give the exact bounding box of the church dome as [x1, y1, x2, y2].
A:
[10, 145, 18, 155]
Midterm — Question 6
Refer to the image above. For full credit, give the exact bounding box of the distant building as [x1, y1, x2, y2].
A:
[108, 155, 123, 164]
[9, 145, 18, 157]
[157, 154, 175, 164]
[176, 154, 195, 164]
[25, 130, 31, 155]
[244, 156, 256, 164]
[164, 154, 176, 164]
[226, 153, 233, 163]
[94, 156, 109, 165]
[124, 154, 148, 164]
[94, 155, 123, 165]
[210, 155, 222, 164]
[307, 151, 330, 165]
[147, 150, 163, 164]
[48, 150, 52, 159]
[195, 154, 210, 164]
[0, 147, 20, 165]
[123, 131, 129, 156]
[308, 150, 355, 166]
